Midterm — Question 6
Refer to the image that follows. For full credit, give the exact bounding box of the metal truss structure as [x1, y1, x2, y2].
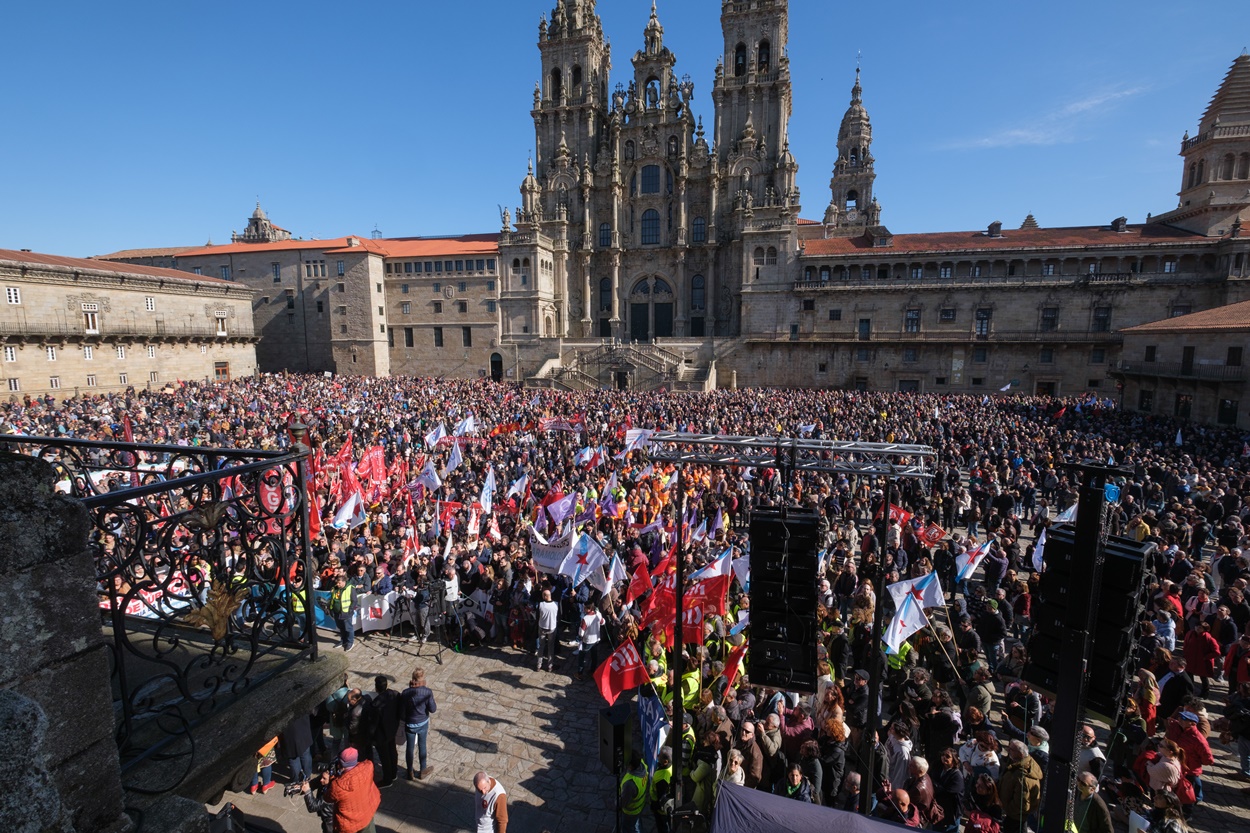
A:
[646, 432, 936, 481]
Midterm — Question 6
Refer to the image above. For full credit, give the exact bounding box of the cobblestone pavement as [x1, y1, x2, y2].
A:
[212, 631, 1250, 833]
[212, 629, 619, 833]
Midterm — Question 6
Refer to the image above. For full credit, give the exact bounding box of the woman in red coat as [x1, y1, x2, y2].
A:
[1182, 622, 1222, 697]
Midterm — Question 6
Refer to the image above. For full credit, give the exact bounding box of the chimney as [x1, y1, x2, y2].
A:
[1111, 216, 1128, 233]
[987, 221, 1003, 238]
[1232, 218, 1243, 239]
[346, 237, 359, 247]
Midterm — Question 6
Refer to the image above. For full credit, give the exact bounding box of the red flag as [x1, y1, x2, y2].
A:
[687, 577, 728, 616]
[916, 523, 946, 547]
[680, 605, 705, 645]
[874, 502, 913, 526]
[307, 491, 322, 540]
[624, 565, 652, 604]
[650, 542, 678, 578]
[723, 641, 748, 692]
[123, 415, 141, 488]
[1053, 406, 1067, 419]
[593, 640, 650, 706]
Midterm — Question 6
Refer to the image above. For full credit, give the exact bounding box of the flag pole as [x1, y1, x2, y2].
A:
[861, 474, 892, 815]
[671, 463, 687, 808]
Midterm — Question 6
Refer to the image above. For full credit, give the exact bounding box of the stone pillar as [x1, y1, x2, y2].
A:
[0, 453, 133, 833]
[609, 251, 622, 337]
[581, 253, 593, 337]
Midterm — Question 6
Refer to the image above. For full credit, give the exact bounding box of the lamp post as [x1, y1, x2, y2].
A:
[287, 418, 319, 661]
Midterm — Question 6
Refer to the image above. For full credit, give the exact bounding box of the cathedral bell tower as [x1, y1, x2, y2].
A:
[824, 68, 882, 237]
[533, 0, 611, 181]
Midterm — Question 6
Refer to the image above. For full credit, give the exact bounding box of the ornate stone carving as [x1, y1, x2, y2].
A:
[65, 294, 111, 312]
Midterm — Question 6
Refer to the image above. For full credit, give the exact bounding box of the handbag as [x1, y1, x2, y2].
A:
[1174, 775, 1197, 805]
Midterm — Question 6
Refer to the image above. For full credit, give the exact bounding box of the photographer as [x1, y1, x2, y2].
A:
[300, 747, 381, 833]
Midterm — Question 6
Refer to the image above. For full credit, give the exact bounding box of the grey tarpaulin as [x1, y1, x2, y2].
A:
[711, 782, 912, 833]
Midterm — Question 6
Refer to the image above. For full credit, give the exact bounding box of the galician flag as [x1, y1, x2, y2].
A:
[507, 473, 529, 499]
[442, 441, 463, 478]
[330, 490, 367, 530]
[559, 532, 608, 587]
[453, 414, 477, 436]
[887, 571, 944, 610]
[955, 541, 990, 583]
[1031, 528, 1048, 573]
[424, 422, 447, 449]
[884, 590, 930, 655]
[608, 553, 629, 584]
[414, 459, 442, 493]
[479, 466, 496, 515]
[1056, 503, 1077, 523]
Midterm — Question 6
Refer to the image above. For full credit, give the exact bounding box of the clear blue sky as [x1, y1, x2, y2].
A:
[1, 1, 1244, 257]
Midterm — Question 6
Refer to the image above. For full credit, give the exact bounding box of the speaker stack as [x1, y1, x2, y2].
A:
[747, 507, 821, 693]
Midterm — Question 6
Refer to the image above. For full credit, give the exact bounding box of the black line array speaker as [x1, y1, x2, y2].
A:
[748, 507, 821, 693]
[598, 703, 633, 774]
[1022, 523, 1154, 721]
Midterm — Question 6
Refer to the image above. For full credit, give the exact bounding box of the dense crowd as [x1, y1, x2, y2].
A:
[5, 374, 1250, 833]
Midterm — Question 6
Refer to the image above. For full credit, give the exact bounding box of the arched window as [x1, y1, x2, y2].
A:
[641, 165, 660, 194]
[691, 275, 705, 311]
[599, 277, 612, 311]
[819, 266, 831, 282]
[692, 216, 707, 244]
[571, 65, 582, 91]
[511, 258, 521, 271]
[847, 189, 859, 209]
[1188, 163, 1197, 189]
[522, 257, 530, 268]
[641, 209, 661, 245]
[734, 43, 747, 77]
[1238, 153, 1250, 180]
[1196, 160, 1205, 184]
[804, 266, 813, 281]
[599, 223, 612, 248]
[551, 68, 562, 102]
[758, 40, 771, 73]
[753, 247, 765, 266]
[765, 247, 778, 265]
[1221, 154, 1236, 180]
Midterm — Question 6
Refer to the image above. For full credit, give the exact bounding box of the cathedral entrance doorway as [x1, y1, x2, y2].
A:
[628, 277, 675, 342]
[489, 352, 503, 382]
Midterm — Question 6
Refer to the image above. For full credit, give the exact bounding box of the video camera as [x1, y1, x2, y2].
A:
[283, 760, 342, 797]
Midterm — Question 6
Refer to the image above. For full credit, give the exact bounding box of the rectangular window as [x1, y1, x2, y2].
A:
[83, 310, 99, 333]
[316, 301, 324, 313]
[486, 280, 495, 291]
[200, 345, 207, 354]
[975, 308, 992, 336]
[432, 282, 441, 293]
[404, 327, 414, 347]
[444, 261, 453, 272]
[118, 373, 128, 385]
[1092, 307, 1111, 332]
[939, 307, 956, 322]
[401, 284, 409, 294]
[192, 267, 202, 276]
[85, 374, 96, 387]
[145, 296, 156, 312]
[939, 265, 952, 279]
[433, 327, 444, 348]
[401, 302, 411, 315]
[1145, 345, 1157, 362]
[971, 377, 984, 386]
[972, 347, 988, 363]
[220, 265, 230, 280]
[935, 376, 947, 386]
[340, 324, 347, 334]
[3, 346, 14, 362]
[458, 281, 467, 292]
[855, 347, 871, 361]
[337, 282, 346, 293]
[272, 263, 281, 283]
[910, 266, 923, 279]
[1163, 260, 1177, 274]
[435, 261, 443, 273]
[378, 306, 384, 316]
[7, 378, 18, 391]
[49, 376, 60, 389]
[801, 299, 815, 311]
[903, 347, 919, 362]
[462, 326, 472, 347]
[1091, 348, 1106, 364]
[1040, 348, 1054, 364]
[146, 345, 156, 359]
[1042, 263, 1056, 276]
[404, 262, 413, 274]
[972, 265, 982, 278]
[216, 316, 228, 335]
[148, 370, 159, 382]
[1138, 389, 1154, 412]
[789, 324, 800, 340]
[829, 309, 842, 321]
[337, 260, 345, 276]
[287, 295, 296, 310]
[904, 309, 921, 333]
[433, 302, 443, 314]
[857, 318, 871, 340]
[817, 363, 828, 373]
[861, 266, 871, 280]
[1170, 305, 1191, 318]
[486, 300, 497, 313]
[116, 345, 126, 359]
[487, 259, 495, 272]
[337, 306, 347, 315]
[1228, 346, 1243, 367]
[46, 346, 56, 362]
[455, 260, 464, 272]
[388, 327, 394, 347]
[5, 287, 20, 305]
[476, 259, 485, 271]
[1087, 379, 1101, 389]
[1040, 308, 1058, 332]
[1088, 262, 1099, 274]
[213, 362, 229, 381]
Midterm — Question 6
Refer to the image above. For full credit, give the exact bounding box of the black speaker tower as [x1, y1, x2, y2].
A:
[747, 507, 821, 693]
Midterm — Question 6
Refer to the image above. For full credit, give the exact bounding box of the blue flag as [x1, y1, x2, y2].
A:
[639, 691, 670, 775]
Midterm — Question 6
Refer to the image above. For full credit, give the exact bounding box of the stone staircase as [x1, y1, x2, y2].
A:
[529, 340, 715, 391]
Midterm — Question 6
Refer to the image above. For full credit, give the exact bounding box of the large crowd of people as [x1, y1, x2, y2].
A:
[5, 374, 1250, 833]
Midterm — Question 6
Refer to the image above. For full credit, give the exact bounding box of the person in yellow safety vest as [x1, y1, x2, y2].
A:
[647, 661, 669, 704]
[618, 752, 648, 833]
[649, 748, 674, 833]
[330, 574, 358, 653]
[680, 668, 701, 712]
[678, 720, 696, 776]
[644, 635, 668, 677]
[290, 582, 309, 633]
[886, 639, 913, 671]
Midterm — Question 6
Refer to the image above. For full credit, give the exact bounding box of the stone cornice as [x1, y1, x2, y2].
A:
[0, 262, 254, 300]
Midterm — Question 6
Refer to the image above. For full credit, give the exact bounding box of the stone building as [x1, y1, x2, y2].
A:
[1113, 299, 1250, 428]
[0, 249, 257, 397]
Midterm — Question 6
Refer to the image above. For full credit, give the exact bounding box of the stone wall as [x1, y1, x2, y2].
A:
[0, 453, 130, 833]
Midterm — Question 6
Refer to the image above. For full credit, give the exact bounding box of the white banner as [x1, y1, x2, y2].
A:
[530, 529, 572, 575]
[352, 590, 399, 632]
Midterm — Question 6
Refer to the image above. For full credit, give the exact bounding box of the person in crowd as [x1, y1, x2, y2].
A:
[472, 771, 509, 833]
[400, 668, 437, 780]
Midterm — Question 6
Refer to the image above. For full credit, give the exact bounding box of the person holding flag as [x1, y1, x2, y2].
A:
[575, 602, 605, 680]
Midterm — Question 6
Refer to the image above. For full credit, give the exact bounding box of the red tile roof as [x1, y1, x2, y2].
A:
[94, 246, 199, 260]
[172, 233, 500, 260]
[0, 248, 233, 285]
[172, 237, 363, 258]
[360, 234, 500, 258]
[801, 223, 1207, 257]
[1121, 299, 1250, 333]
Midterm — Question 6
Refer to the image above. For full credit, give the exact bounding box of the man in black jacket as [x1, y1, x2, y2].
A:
[1157, 656, 1195, 725]
[371, 676, 401, 787]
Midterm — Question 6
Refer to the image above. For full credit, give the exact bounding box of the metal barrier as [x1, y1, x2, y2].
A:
[0, 434, 317, 794]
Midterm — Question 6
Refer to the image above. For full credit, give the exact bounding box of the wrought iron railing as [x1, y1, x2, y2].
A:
[0, 435, 317, 794]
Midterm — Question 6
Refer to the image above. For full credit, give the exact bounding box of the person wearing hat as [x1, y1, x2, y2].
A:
[1165, 710, 1214, 807]
[301, 746, 381, 833]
